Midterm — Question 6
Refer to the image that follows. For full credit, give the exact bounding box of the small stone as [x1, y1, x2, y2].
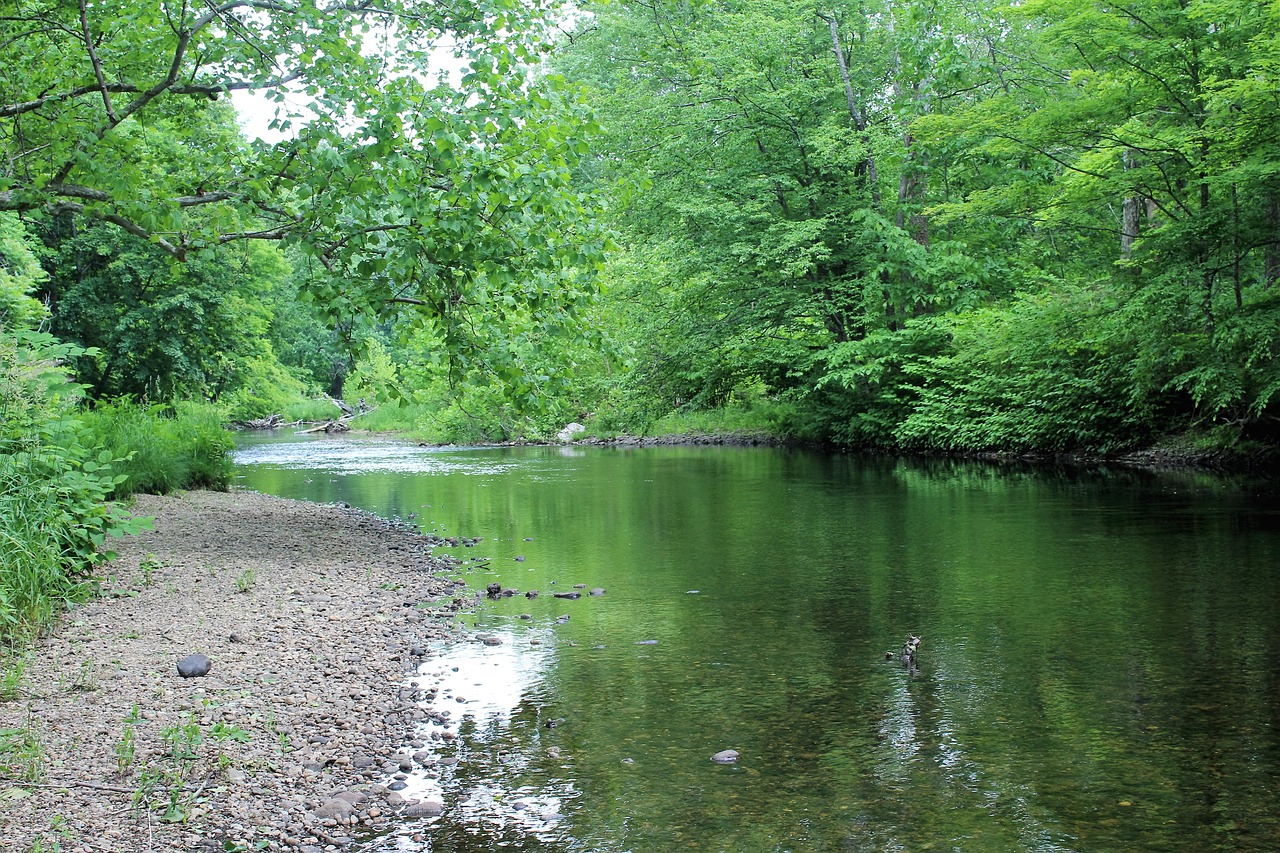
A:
[387, 780, 409, 791]
[176, 653, 212, 678]
[553, 592, 581, 600]
[481, 636, 503, 646]
[525, 590, 539, 598]
[573, 583, 587, 589]
[712, 749, 740, 764]
[589, 588, 606, 596]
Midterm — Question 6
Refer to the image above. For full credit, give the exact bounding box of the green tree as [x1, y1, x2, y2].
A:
[914, 0, 1280, 429]
[1, 0, 609, 381]
[554, 0, 1003, 421]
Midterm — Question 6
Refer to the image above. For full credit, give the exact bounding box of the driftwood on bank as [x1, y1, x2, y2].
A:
[294, 396, 377, 434]
[238, 413, 302, 430]
[238, 397, 377, 434]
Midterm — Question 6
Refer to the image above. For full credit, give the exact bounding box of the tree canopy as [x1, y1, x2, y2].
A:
[1, 0, 608, 373]
[551, 0, 1280, 450]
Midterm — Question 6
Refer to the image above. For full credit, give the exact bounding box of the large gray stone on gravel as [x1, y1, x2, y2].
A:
[176, 653, 212, 678]
[314, 798, 358, 821]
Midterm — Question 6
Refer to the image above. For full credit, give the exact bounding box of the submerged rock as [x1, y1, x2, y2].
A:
[711, 749, 740, 764]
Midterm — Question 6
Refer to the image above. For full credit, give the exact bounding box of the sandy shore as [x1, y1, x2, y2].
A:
[0, 489, 475, 852]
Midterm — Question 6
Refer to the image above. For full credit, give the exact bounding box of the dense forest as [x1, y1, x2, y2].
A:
[4, 0, 1280, 455]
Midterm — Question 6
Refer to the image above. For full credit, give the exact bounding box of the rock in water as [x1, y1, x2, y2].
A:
[403, 800, 444, 818]
[176, 653, 212, 678]
[711, 749, 740, 764]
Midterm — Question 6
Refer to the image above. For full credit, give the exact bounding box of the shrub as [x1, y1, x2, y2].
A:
[0, 332, 144, 643]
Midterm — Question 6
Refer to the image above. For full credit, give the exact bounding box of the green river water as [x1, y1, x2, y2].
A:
[233, 435, 1280, 853]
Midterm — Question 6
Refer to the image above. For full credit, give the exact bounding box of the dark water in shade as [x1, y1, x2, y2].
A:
[233, 434, 1280, 853]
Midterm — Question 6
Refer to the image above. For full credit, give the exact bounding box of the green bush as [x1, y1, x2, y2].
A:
[0, 333, 145, 643]
[894, 288, 1151, 452]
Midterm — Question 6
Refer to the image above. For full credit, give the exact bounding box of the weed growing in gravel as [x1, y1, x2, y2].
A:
[129, 704, 253, 824]
[0, 710, 46, 782]
[25, 814, 73, 853]
[209, 720, 250, 770]
[162, 712, 203, 761]
[234, 569, 256, 594]
[262, 710, 292, 753]
[65, 658, 97, 693]
[0, 650, 29, 701]
[138, 553, 165, 586]
[114, 704, 143, 777]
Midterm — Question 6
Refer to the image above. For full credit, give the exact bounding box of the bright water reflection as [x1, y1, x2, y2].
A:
[234, 433, 1280, 852]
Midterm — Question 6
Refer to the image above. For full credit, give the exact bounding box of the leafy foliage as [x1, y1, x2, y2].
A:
[0, 332, 145, 642]
[0, 213, 47, 330]
[2, 0, 610, 390]
[553, 0, 1280, 452]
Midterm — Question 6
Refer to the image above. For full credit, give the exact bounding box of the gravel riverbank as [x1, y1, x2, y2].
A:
[0, 489, 475, 853]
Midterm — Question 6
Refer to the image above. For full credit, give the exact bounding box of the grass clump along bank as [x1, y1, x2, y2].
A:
[0, 333, 141, 645]
[79, 400, 233, 498]
[0, 333, 233, 649]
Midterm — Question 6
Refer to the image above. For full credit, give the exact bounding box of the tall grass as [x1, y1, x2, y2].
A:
[628, 397, 796, 440]
[80, 400, 234, 497]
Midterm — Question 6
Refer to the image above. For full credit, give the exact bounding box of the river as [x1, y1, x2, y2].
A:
[233, 434, 1280, 852]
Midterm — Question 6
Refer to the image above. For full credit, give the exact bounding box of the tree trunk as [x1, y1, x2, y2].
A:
[1121, 149, 1141, 260]
[821, 13, 879, 207]
[1266, 193, 1280, 287]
